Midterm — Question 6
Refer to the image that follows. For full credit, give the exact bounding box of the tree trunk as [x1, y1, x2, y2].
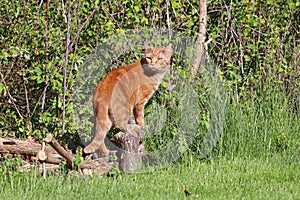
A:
[190, 0, 207, 82]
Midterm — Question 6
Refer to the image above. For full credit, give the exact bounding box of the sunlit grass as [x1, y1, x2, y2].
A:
[1, 85, 299, 200]
[0, 155, 299, 200]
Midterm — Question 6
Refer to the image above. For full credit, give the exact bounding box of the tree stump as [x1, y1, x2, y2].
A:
[111, 131, 145, 173]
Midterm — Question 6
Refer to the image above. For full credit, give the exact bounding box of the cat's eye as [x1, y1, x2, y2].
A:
[146, 57, 152, 60]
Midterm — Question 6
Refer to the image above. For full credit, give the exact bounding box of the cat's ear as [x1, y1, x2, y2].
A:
[164, 43, 173, 58]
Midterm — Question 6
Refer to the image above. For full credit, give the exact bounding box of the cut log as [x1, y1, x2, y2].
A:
[0, 135, 120, 175]
[0, 136, 58, 155]
[38, 150, 47, 161]
[0, 144, 40, 156]
[37, 150, 63, 165]
[44, 155, 64, 165]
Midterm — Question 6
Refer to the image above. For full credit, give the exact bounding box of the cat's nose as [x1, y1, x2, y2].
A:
[152, 57, 158, 64]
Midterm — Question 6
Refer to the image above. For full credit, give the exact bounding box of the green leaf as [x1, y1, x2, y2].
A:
[0, 82, 6, 96]
[134, 5, 140, 13]
[288, 2, 295, 10]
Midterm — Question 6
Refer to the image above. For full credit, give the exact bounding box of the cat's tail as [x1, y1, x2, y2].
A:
[84, 105, 111, 156]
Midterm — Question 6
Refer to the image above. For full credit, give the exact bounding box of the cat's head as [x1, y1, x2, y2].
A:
[142, 43, 173, 74]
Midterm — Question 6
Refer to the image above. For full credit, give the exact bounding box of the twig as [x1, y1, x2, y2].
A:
[21, 67, 31, 114]
[102, 7, 137, 59]
[61, 0, 67, 23]
[62, 1, 71, 137]
[0, 71, 23, 119]
[30, 85, 49, 119]
[41, 0, 49, 114]
[165, 0, 172, 40]
[30, 5, 99, 119]
[257, 0, 262, 42]
[37, 0, 44, 16]
[57, 5, 99, 73]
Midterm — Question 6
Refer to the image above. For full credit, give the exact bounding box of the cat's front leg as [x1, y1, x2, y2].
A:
[114, 120, 142, 136]
[133, 102, 146, 129]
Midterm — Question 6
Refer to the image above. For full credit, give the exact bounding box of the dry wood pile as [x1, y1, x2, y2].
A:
[0, 132, 144, 175]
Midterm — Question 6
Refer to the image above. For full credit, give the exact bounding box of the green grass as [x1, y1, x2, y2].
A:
[217, 86, 300, 159]
[0, 155, 299, 200]
[1, 84, 299, 200]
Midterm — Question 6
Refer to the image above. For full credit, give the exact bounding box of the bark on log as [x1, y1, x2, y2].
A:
[0, 136, 60, 157]
[80, 157, 118, 175]
[44, 156, 64, 165]
[0, 137, 16, 145]
[0, 144, 40, 156]
[44, 133, 74, 167]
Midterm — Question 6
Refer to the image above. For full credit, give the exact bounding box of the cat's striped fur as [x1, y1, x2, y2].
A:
[84, 43, 173, 156]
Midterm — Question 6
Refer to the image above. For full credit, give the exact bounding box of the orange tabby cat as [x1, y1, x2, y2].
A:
[84, 43, 173, 156]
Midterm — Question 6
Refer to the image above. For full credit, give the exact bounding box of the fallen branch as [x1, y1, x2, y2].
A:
[44, 133, 74, 167]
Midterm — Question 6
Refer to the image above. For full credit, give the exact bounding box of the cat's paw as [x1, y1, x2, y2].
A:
[83, 151, 98, 160]
[125, 124, 142, 136]
[127, 129, 144, 138]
